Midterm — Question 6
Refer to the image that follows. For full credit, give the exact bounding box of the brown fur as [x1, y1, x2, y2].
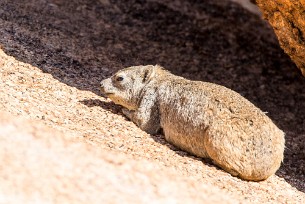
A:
[100, 65, 285, 181]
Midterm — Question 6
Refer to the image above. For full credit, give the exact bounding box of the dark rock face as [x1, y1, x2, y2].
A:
[256, 0, 305, 76]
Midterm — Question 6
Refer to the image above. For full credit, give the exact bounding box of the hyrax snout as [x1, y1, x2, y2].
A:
[100, 65, 285, 181]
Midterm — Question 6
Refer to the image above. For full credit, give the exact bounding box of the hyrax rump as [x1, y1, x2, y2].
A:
[100, 65, 285, 181]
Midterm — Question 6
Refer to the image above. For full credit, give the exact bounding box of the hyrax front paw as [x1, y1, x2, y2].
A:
[122, 108, 134, 120]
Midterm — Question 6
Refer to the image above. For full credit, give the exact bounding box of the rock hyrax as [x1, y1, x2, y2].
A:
[100, 65, 285, 181]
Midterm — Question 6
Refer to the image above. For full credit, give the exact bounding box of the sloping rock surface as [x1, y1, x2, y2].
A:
[0, 111, 236, 203]
[0, 0, 305, 203]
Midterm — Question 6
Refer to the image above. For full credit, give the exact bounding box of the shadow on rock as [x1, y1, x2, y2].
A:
[150, 133, 216, 167]
[0, 0, 305, 191]
[80, 98, 122, 115]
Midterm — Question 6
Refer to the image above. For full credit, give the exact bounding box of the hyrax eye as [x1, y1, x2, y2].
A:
[116, 76, 124, 82]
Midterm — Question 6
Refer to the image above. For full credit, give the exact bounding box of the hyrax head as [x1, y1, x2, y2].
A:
[100, 65, 156, 110]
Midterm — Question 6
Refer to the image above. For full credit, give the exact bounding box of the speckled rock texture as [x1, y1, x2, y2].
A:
[255, 0, 305, 76]
[0, 0, 305, 203]
[0, 111, 236, 203]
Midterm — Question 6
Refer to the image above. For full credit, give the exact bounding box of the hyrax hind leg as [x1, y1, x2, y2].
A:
[203, 131, 271, 181]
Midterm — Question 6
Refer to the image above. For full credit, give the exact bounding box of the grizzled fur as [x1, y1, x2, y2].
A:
[100, 65, 285, 181]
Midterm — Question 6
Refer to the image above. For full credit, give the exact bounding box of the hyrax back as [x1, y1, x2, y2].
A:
[100, 65, 285, 181]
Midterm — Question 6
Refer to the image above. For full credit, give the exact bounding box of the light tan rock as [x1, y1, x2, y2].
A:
[0, 111, 236, 204]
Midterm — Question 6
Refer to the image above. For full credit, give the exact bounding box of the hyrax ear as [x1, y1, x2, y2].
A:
[142, 66, 156, 83]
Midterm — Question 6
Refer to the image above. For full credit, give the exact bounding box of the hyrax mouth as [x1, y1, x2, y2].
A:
[100, 87, 114, 98]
